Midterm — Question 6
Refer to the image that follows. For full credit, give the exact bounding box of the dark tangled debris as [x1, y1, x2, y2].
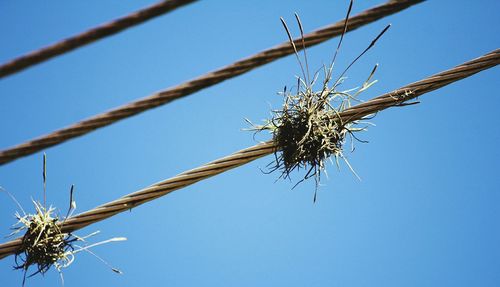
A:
[2, 154, 126, 286]
[13, 201, 77, 283]
[251, 71, 373, 193]
[271, 86, 360, 181]
[249, 3, 390, 200]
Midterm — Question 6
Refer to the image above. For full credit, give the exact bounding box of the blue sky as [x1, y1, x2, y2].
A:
[0, 0, 499, 286]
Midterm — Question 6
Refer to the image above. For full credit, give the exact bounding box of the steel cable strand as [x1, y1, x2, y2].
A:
[341, 49, 500, 120]
[0, 0, 425, 165]
[0, 141, 276, 258]
[0, 0, 198, 79]
[0, 48, 497, 260]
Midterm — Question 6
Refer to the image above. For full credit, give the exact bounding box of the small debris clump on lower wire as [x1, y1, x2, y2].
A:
[13, 201, 77, 282]
[3, 154, 126, 286]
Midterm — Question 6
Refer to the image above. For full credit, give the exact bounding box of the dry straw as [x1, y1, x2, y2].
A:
[3, 155, 125, 286]
[249, 4, 390, 200]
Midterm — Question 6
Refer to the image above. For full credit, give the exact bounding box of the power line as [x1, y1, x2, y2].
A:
[0, 0, 198, 79]
[0, 0, 424, 165]
[1, 48, 497, 260]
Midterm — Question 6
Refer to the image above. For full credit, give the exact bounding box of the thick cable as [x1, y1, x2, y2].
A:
[0, 47, 497, 259]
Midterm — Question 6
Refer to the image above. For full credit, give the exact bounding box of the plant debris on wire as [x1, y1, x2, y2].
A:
[2, 154, 126, 286]
[249, 1, 390, 201]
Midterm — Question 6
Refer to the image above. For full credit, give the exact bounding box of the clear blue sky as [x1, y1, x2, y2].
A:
[1, 0, 499, 286]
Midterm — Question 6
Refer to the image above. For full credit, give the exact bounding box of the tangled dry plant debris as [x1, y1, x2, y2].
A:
[249, 2, 389, 201]
[2, 154, 126, 286]
[250, 67, 376, 197]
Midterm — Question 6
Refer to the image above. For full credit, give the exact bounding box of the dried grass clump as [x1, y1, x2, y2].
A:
[248, 7, 389, 199]
[270, 84, 365, 182]
[2, 154, 125, 286]
[12, 201, 76, 280]
[8, 193, 126, 286]
[252, 71, 374, 191]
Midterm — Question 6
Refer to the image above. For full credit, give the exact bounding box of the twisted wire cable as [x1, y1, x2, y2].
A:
[0, 48, 497, 260]
[340, 49, 499, 121]
[0, 0, 198, 79]
[0, 0, 425, 165]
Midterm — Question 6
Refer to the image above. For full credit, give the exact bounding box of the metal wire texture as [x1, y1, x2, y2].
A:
[0, 0, 198, 79]
[0, 0, 425, 165]
[0, 48, 497, 260]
